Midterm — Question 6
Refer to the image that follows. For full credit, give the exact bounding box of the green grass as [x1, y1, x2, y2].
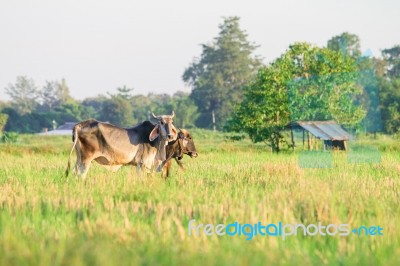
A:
[0, 132, 399, 265]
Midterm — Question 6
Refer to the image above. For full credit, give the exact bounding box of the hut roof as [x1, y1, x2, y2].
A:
[289, 120, 354, 141]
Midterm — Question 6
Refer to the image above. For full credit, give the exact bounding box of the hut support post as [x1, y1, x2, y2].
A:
[290, 127, 295, 151]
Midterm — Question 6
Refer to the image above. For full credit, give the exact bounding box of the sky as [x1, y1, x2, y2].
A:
[0, 0, 399, 100]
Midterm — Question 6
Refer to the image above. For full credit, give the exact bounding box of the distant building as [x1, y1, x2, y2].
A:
[38, 122, 76, 136]
[287, 120, 354, 151]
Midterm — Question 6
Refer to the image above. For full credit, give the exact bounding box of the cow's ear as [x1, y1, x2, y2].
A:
[149, 125, 159, 141]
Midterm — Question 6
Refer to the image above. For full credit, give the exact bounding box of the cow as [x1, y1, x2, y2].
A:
[161, 129, 198, 179]
[65, 112, 178, 180]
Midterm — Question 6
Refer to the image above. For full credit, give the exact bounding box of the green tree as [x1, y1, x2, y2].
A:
[41, 78, 72, 111]
[101, 95, 135, 127]
[115, 86, 134, 100]
[82, 95, 108, 120]
[2, 107, 51, 133]
[0, 113, 8, 135]
[378, 45, 400, 133]
[5, 76, 40, 114]
[0, 100, 7, 111]
[130, 94, 152, 122]
[228, 43, 360, 152]
[327, 32, 361, 59]
[173, 92, 198, 128]
[183, 16, 261, 129]
[146, 93, 174, 120]
[162, 92, 198, 128]
[382, 45, 400, 79]
[379, 78, 400, 133]
[54, 101, 90, 122]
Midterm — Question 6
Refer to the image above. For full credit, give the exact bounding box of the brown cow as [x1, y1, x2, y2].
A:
[161, 129, 198, 178]
[65, 112, 178, 180]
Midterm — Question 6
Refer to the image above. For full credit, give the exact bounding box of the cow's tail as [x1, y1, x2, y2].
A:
[65, 125, 79, 177]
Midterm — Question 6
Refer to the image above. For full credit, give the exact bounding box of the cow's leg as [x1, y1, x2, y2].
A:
[73, 150, 93, 180]
[80, 160, 92, 180]
[135, 163, 145, 179]
[175, 158, 185, 170]
[162, 160, 172, 179]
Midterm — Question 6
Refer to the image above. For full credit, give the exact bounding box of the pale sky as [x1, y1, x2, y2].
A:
[0, 0, 399, 100]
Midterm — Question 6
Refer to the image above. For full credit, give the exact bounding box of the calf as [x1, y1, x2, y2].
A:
[161, 129, 198, 178]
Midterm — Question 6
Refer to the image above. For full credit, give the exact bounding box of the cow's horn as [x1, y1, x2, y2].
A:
[151, 112, 158, 119]
[170, 111, 175, 118]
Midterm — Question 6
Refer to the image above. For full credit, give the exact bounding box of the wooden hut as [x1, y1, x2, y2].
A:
[287, 120, 354, 151]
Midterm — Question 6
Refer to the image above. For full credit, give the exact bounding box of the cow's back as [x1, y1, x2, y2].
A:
[74, 120, 143, 166]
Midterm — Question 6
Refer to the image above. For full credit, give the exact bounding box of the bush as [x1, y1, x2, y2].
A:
[0, 113, 8, 135]
[0, 132, 20, 143]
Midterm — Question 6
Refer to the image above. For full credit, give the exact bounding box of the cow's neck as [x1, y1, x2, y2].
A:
[155, 138, 168, 161]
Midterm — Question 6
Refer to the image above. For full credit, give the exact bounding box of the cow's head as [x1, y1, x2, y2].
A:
[178, 129, 198, 158]
[149, 111, 178, 142]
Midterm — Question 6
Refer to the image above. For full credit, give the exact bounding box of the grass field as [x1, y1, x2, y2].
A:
[0, 131, 399, 265]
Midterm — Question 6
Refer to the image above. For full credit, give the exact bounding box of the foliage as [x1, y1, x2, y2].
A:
[382, 45, 400, 78]
[115, 85, 134, 100]
[1, 84, 199, 133]
[157, 92, 198, 128]
[0, 131, 19, 143]
[228, 43, 360, 152]
[183, 16, 261, 129]
[378, 44, 400, 133]
[55, 101, 92, 121]
[81, 95, 109, 120]
[0, 113, 8, 135]
[379, 78, 400, 133]
[1, 102, 93, 133]
[1, 32, 399, 137]
[101, 94, 136, 127]
[5, 76, 40, 115]
[130, 94, 153, 122]
[327, 32, 361, 58]
[40, 79, 72, 111]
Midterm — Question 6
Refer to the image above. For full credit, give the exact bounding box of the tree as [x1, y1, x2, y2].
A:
[0, 113, 8, 135]
[164, 92, 198, 128]
[183, 16, 261, 129]
[228, 43, 361, 152]
[101, 95, 135, 127]
[130, 94, 152, 122]
[146, 93, 174, 119]
[115, 85, 134, 100]
[382, 45, 400, 79]
[327, 32, 361, 59]
[0, 100, 7, 111]
[54, 101, 90, 122]
[5, 76, 40, 114]
[173, 93, 198, 128]
[82, 95, 108, 120]
[40, 78, 72, 111]
[378, 45, 400, 133]
[378, 78, 400, 133]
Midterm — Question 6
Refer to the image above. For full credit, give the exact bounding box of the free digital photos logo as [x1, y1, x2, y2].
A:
[188, 220, 384, 241]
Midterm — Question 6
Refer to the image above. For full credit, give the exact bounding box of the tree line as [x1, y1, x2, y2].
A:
[1, 17, 399, 149]
[0, 81, 197, 133]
